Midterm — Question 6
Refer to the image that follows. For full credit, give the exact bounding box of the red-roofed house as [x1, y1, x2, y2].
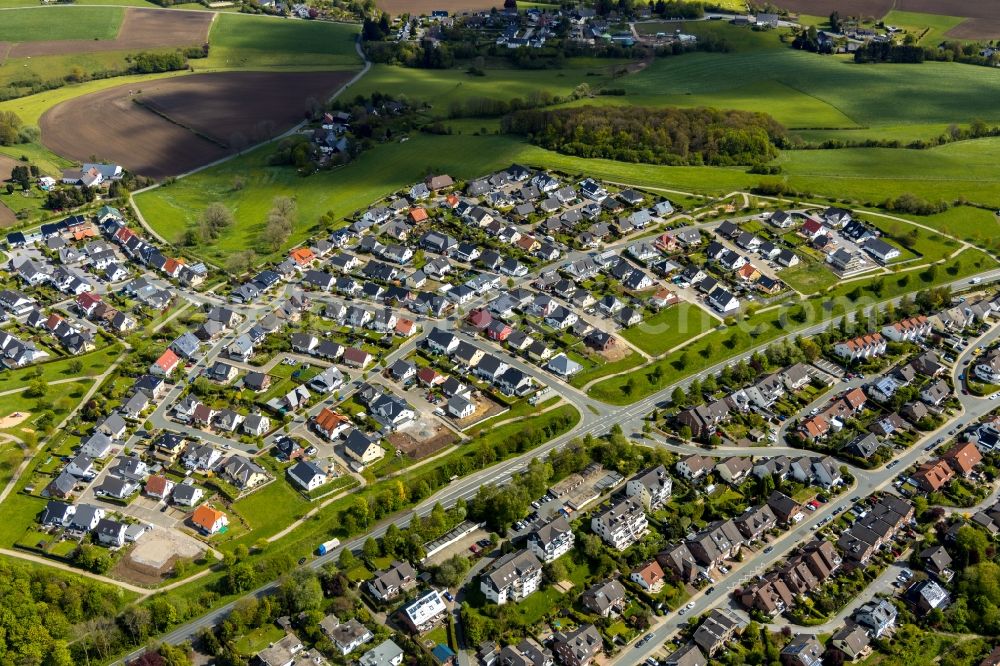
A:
[630, 560, 665, 593]
[651, 289, 680, 309]
[77, 292, 103, 317]
[943, 441, 982, 477]
[799, 219, 825, 239]
[843, 387, 867, 411]
[467, 308, 492, 330]
[395, 318, 417, 337]
[409, 208, 429, 223]
[835, 333, 887, 362]
[516, 235, 540, 252]
[113, 227, 136, 245]
[313, 408, 351, 440]
[417, 367, 444, 386]
[145, 474, 174, 499]
[913, 459, 955, 492]
[290, 247, 316, 267]
[162, 257, 184, 278]
[654, 233, 677, 252]
[802, 415, 830, 441]
[151, 348, 181, 376]
[191, 505, 228, 535]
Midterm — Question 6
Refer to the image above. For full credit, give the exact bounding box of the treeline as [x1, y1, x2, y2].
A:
[1, 48, 207, 103]
[854, 41, 924, 63]
[127, 48, 207, 74]
[503, 105, 787, 166]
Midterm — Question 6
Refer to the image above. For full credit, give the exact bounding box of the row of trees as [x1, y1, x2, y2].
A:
[502, 105, 787, 166]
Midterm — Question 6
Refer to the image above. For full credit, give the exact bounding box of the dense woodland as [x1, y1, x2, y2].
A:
[502, 105, 786, 166]
[0, 559, 134, 665]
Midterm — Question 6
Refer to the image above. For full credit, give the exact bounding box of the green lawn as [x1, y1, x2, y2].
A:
[228, 474, 312, 545]
[233, 624, 285, 656]
[568, 349, 644, 389]
[0, 343, 119, 394]
[199, 13, 361, 70]
[896, 206, 1000, 252]
[0, 6, 123, 41]
[780, 260, 839, 295]
[621, 303, 717, 357]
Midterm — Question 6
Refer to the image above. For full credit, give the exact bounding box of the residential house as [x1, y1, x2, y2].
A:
[552, 625, 602, 666]
[580, 579, 626, 618]
[527, 515, 574, 563]
[590, 498, 648, 550]
[625, 465, 672, 511]
[480, 549, 543, 604]
[368, 560, 418, 602]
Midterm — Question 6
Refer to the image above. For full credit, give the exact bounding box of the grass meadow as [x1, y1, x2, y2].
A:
[0, 6, 123, 41]
[197, 14, 361, 71]
[611, 24, 1000, 141]
[621, 302, 718, 357]
[881, 10, 965, 45]
[136, 129, 1000, 263]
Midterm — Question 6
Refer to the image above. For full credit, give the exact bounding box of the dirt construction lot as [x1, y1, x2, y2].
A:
[388, 416, 458, 459]
[39, 70, 354, 179]
[2, 8, 214, 59]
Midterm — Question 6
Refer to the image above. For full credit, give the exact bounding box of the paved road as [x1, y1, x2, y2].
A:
[118, 279, 1000, 664]
[620, 319, 1000, 666]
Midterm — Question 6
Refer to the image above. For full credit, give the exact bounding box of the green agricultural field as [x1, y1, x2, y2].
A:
[135, 133, 527, 262]
[0, 6, 123, 42]
[198, 13, 362, 70]
[349, 60, 626, 115]
[0, 0, 158, 6]
[891, 206, 1000, 251]
[614, 24, 1000, 141]
[882, 10, 965, 45]
[634, 19, 784, 52]
[622, 303, 718, 357]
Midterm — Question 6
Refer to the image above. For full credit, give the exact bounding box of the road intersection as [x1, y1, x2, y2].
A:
[115, 264, 1000, 664]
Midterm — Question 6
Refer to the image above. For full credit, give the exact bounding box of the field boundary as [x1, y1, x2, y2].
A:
[132, 97, 230, 149]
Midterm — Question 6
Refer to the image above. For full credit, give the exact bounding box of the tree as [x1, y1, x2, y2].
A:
[671, 386, 686, 406]
[0, 110, 23, 146]
[44, 640, 74, 666]
[432, 555, 470, 588]
[543, 558, 569, 584]
[225, 250, 256, 276]
[362, 537, 380, 559]
[261, 211, 292, 251]
[199, 202, 234, 241]
[25, 379, 47, 398]
[338, 547, 358, 570]
[279, 568, 323, 613]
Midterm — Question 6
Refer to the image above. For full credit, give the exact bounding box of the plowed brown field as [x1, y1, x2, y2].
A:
[39, 70, 352, 179]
